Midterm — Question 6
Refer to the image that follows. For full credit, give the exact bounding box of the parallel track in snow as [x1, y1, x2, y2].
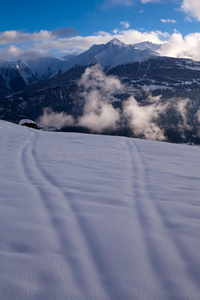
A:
[128, 139, 200, 299]
[20, 129, 112, 300]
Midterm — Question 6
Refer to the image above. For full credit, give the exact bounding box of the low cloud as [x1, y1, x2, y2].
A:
[123, 95, 167, 141]
[175, 99, 191, 130]
[123, 96, 194, 141]
[37, 66, 123, 132]
[78, 64, 123, 94]
[78, 102, 120, 133]
[77, 65, 123, 132]
[37, 66, 198, 142]
[37, 108, 75, 130]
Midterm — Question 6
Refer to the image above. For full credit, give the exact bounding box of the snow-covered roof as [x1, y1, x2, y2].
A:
[19, 119, 36, 125]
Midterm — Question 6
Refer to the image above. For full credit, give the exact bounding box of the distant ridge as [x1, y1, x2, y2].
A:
[61, 39, 161, 72]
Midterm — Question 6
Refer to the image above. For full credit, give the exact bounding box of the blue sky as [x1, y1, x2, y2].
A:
[0, 0, 197, 35]
[1, 0, 200, 60]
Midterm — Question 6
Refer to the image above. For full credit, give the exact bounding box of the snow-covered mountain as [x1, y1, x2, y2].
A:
[0, 39, 161, 96]
[1, 38, 200, 145]
[1, 55, 200, 145]
[0, 60, 35, 95]
[1, 120, 200, 300]
[0, 57, 65, 96]
[61, 38, 161, 72]
[26, 57, 65, 79]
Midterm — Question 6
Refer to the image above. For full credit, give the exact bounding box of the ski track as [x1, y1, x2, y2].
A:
[20, 129, 112, 300]
[19, 130, 79, 298]
[134, 140, 200, 291]
[31, 132, 128, 300]
[137, 141, 200, 295]
[128, 139, 200, 299]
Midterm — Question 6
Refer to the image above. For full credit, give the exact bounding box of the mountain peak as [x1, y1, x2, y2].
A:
[107, 38, 125, 46]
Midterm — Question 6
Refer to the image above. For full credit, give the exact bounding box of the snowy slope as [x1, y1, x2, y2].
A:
[0, 120, 200, 300]
[26, 57, 65, 79]
[62, 38, 161, 72]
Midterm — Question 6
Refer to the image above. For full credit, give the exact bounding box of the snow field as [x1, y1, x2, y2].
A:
[0, 120, 200, 300]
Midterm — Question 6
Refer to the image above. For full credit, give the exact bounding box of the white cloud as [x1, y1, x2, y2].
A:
[0, 30, 52, 45]
[37, 108, 75, 130]
[77, 65, 122, 133]
[181, 0, 200, 21]
[161, 19, 177, 24]
[0, 28, 77, 45]
[37, 67, 195, 140]
[123, 95, 167, 141]
[0, 45, 51, 61]
[120, 21, 130, 29]
[160, 32, 200, 60]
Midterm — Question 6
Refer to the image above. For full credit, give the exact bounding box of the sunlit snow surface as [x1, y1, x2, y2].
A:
[0, 120, 200, 300]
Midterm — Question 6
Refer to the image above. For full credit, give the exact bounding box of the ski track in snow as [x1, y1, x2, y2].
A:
[20, 130, 111, 300]
[128, 139, 200, 299]
[1, 121, 200, 300]
[136, 138, 200, 292]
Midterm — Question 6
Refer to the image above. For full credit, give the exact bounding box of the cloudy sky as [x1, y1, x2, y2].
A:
[1, 0, 200, 60]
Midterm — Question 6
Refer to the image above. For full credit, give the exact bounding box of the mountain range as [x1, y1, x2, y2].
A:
[61, 38, 160, 72]
[0, 57, 65, 96]
[0, 39, 161, 96]
[0, 38, 200, 144]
